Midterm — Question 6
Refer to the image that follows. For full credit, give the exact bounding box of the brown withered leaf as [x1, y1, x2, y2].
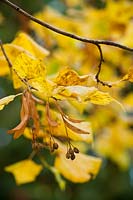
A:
[8, 94, 29, 139]
[46, 101, 58, 127]
[54, 100, 83, 123]
[63, 117, 91, 134]
[29, 94, 40, 134]
[64, 115, 84, 123]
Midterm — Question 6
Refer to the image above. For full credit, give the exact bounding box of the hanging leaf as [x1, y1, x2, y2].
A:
[0, 93, 22, 110]
[54, 85, 118, 105]
[8, 93, 29, 139]
[55, 152, 102, 183]
[46, 101, 58, 127]
[12, 31, 49, 59]
[13, 52, 46, 81]
[5, 159, 43, 185]
[63, 117, 91, 134]
[122, 67, 133, 82]
[55, 67, 89, 86]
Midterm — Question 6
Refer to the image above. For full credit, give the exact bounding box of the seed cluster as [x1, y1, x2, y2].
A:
[50, 142, 59, 152]
[66, 147, 79, 160]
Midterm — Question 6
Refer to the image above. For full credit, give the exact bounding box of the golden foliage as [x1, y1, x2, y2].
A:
[0, 93, 22, 110]
[0, 0, 133, 187]
[5, 159, 43, 185]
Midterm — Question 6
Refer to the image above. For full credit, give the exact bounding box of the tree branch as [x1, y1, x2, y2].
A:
[0, 0, 133, 52]
[0, 0, 133, 87]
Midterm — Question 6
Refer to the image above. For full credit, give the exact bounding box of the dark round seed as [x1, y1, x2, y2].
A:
[68, 147, 74, 154]
[71, 153, 75, 160]
[53, 143, 59, 150]
[73, 147, 79, 153]
[66, 152, 71, 159]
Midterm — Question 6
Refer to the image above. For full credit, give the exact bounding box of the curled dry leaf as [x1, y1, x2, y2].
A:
[64, 115, 84, 123]
[8, 90, 41, 139]
[54, 100, 83, 123]
[63, 117, 91, 134]
[46, 101, 58, 127]
[8, 93, 29, 139]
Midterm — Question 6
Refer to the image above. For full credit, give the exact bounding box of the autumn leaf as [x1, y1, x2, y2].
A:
[0, 32, 49, 77]
[12, 31, 49, 59]
[12, 52, 56, 99]
[63, 117, 91, 134]
[55, 67, 89, 86]
[54, 86, 119, 105]
[8, 93, 30, 139]
[0, 44, 33, 76]
[122, 67, 133, 82]
[13, 52, 46, 81]
[86, 90, 115, 105]
[55, 152, 102, 183]
[43, 108, 93, 143]
[0, 93, 22, 110]
[46, 101, 58, 127]
[5, 159, 43, 185]
[95, 123, 133, 169]
[12, 52, 46, 89]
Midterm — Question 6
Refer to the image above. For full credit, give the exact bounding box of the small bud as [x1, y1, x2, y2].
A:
[66, 152, 71, 159]
[73, 147, 79, 154]
[53, 142, 59, 150]
[71, 153, 75, 160]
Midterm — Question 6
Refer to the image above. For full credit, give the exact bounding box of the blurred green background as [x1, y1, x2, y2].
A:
[0, 0, 133, 199]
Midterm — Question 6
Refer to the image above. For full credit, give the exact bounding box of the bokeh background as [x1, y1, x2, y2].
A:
[0, 0, 133, 199]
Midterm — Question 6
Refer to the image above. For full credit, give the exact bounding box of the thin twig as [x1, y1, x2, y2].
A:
[95, 44, 104, 84]
[0, 39, 12, 68]
[95, 44, 112, 87]
[28, 150, 37, 160]
[0, 0, 133, 52]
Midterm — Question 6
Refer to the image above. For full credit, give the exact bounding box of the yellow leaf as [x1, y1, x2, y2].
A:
[55, 67, 89, 86]
[55, 152, 101, 183]
[12, 52, 46, 89]
[122, 67, 133, 82]
[123, 93, 133, 107]
[13, 52, 46, 80]
[0, 93, 22, 110]
[0, 44, 33, 76]
[0, 32, 49, 77]
[87, 90, 114, 105]
[5, 159, 43, 185]
[32, 79, 56, 99]
[54, 86, 116, 105]
[54, 86, 97, 101]
[12, 32, 49, 59]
